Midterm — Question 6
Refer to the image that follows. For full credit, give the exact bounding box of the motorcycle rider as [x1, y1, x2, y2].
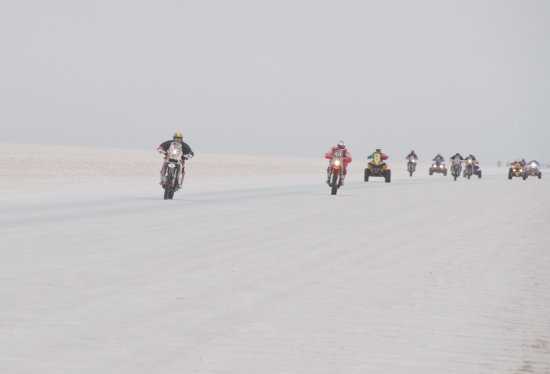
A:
[405, 150, 417, 172]
[450, 152, 464, 162]
[405, 150, 418, 160]
[432, 153, 445, 164]
[511, 159, 525, 168]
[368, 148, 389, 161]
[157, 132, 194, 188]
[325, 141, 352, 186]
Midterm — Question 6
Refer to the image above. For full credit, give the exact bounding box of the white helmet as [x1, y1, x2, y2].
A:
[337, 141, 345, 149]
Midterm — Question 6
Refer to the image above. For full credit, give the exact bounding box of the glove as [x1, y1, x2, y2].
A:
[184, 152, 194, 159]
[158, 149, 167, 155]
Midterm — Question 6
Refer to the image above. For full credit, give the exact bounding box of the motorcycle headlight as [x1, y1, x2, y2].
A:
[334, 160, 340, 165]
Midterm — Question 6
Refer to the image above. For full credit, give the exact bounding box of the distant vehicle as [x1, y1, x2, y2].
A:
[407, 157, 417, 177]
[508, 162, 527, 180]
[328, 152, 345, 195]
[525, 160, 542, 179]
[450, 158, 462, 181]
[463, 158, 481, 179]
[365, 151, 391, 183]
[429, 162, 447, 176]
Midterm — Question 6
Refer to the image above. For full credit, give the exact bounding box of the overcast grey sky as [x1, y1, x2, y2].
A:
[1, 0, 549, 162]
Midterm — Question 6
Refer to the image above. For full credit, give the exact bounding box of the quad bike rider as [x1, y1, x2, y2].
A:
[325, 141, 352, 195]
[509, 159, 528, 180]
[429, 153, 447, 176]
[365, 148, 390, 183]
[405, 150, 418, 176]
[449, 153, 464, 181]
[464, 154, 481, 179]
[157, 132, 194, 198]
[525, 160, 542, 179]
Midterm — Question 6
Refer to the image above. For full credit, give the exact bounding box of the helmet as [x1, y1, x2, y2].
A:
[411, 150, 415, 154]
[173, 131, 183, 142]
[437, 153, 441, 156]
[376, 148, 381, 153]
[337, 141, 345, 149]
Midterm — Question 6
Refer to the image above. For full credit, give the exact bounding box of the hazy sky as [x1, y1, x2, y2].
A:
[1, 0, 549, 162]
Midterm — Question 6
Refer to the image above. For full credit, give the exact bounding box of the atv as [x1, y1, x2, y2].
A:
[508, 163, 527, 180]
[525, 160, 542, 179]
[364, 152, 391, 183]
[463, 158, 482, 179]
[429, 162, 447, 176]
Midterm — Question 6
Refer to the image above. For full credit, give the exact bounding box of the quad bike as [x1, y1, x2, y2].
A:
[508, 163, 527, 180]
[429, 161, 447, 176]
[159, 142, 192, 199]
[463, 158, 482, 179]
[450, 158, 462, 181]
[327, 153, 345, 195]
[365, 152, 391, 183]
[407, 158, 417, 177]
[525, 161, 542, 179]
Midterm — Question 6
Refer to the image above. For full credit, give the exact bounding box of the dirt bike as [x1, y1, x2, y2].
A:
[407, 158, 417, 176]
[327, 151, 345, 195]
[450, 158, 462, 181]
[508, 163, 527, 180]
[365, 152, 391, 183]
[463, 158, 482, 179]
[159, 142, 190, 200]
[429, 160, 447, 176]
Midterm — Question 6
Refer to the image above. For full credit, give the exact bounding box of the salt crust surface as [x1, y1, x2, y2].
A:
[1, 143, 549, 374]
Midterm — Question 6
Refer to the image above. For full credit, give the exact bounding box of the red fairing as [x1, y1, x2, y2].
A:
[379, 153, 389, 160]
[325, 147, 352, 166]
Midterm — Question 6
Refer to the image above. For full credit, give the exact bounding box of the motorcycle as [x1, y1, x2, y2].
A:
[407, 158, 417, 177]
[159, 142, 191, 200]
[327, 151, 345, 195]
[508, 163, 527, 180]
[365, 152, 391, 183]
[429, 161, 447, 176]
[463, 158, 482, 179]
[450, 158, 462, 181]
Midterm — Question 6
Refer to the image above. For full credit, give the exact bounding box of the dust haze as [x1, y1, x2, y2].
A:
[1, 1, 549, 163]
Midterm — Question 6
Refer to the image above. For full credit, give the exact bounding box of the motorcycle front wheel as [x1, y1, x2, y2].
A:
[331, 173, 339, 195]
[164, 176, 173, 200]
